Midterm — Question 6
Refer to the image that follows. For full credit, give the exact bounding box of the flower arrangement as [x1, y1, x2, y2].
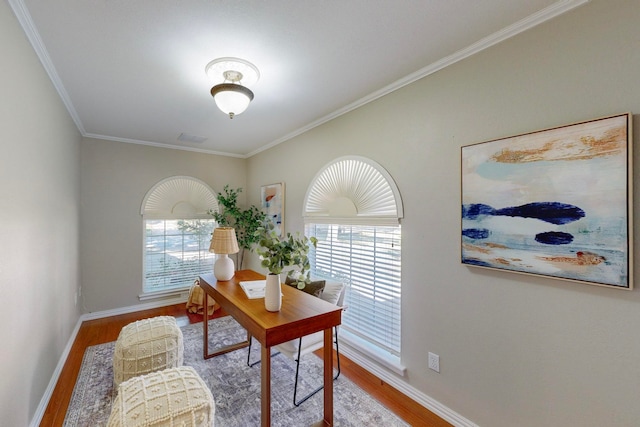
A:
[255, 221, 317, 289]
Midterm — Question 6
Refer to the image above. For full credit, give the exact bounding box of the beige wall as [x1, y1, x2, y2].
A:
[1, 2, 82, 425]
[247, 1, 640, 425]
[80, 139, 247, 312]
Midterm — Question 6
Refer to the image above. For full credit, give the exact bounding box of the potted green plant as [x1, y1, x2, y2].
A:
[208, 185, 266, 270]
[255, 221, 317, 311]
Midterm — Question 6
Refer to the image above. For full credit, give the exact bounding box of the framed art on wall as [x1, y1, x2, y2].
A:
[261, 182, 285, 237]
[461, 113, 633, 289]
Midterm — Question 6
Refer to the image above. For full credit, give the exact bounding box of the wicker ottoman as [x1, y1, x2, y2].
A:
[107, 366, 215, 427]
[113, 316, 184, 387]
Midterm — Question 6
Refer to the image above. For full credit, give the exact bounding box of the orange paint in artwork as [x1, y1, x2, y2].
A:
[493, 143, 552, 163]
[462, 243, 491, 254]
[485, 242, 509, 249]
[539, 251, 605, 266]
[576, 127, 626, 159]
[491, 125, 626, 163]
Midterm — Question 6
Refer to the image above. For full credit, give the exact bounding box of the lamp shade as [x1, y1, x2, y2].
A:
[209, 227, 240, 254]
[210, 83, 254, 118]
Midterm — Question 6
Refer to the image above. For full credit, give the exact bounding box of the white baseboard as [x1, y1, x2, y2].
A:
[81, 295, 188, 320]
[29, 297, 188, 427]
[29, 315, 83, 427]
[339, 345, 478, 427]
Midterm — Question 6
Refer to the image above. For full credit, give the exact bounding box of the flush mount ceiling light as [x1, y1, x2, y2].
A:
[205, 57, 260, 119]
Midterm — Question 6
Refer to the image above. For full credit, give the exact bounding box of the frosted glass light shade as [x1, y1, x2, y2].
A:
[210, 83, 254, 118]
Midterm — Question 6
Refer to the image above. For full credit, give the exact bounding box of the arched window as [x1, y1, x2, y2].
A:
[303, 156, 404, 372]
[140, 176, 218, 298]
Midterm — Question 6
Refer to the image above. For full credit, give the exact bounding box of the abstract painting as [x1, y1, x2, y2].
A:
[261, 182, 285, 237]
[461, 113, 632, 289]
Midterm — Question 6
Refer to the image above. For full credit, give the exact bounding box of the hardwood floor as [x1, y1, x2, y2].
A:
[40, 303, 451, 426]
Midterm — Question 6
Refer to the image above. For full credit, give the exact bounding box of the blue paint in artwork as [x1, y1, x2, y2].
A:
[535, 231, 574, 245]
[496, 202, 585, 225]
[462, 204, 496, 219]
[462, 202, 584, 225]
[462, 228, 490, 239]
[462, 258, 493, 267]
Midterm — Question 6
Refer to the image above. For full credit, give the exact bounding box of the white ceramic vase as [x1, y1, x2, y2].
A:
[264, 273, 282, 312]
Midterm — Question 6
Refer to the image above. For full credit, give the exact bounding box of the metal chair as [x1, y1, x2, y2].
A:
[246, 281, 346, 406]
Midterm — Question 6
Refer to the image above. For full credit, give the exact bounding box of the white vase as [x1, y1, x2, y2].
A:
[264, 273, 282, 312]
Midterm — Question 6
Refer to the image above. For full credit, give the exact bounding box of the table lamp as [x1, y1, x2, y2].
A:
[209, 227, 240, 281]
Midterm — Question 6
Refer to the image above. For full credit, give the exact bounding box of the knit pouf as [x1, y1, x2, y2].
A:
[113, 316, 184, 387]
[107, 366, 215, 427]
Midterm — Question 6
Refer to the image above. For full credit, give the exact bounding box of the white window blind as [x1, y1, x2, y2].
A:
[302, 156, 404, 360]
[306, 223, 402, 355]
[141, 176, 218, 296]
[144, 219, 215, 293]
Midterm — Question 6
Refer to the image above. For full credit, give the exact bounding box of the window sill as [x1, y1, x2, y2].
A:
[139, 286, 190, 301]
[339, 330, 406, 377]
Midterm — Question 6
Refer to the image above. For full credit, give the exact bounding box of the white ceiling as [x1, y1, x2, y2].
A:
[11, 0, 587, 158]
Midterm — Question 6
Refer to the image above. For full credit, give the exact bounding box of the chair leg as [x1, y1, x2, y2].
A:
[246, 336, 280, 367]
[334, 327, 341, 379]
[246, 336, 254, 367]
[293, 326, 340, 407]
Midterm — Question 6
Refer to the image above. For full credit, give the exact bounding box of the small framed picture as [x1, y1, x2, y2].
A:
[261, 182, 285, 237]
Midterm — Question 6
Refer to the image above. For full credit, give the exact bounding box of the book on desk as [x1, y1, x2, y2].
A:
[239, 280, 266, 299]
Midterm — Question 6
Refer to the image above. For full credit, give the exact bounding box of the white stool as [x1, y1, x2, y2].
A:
[107, 366, 215, 427]
[113, 316, 184, 387]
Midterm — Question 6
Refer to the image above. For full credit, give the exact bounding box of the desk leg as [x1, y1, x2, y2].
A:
[261, 344, 271, 427]
[202, 293, 250, 359]
[323, 327, 334, 426]
[203, 293, 209, 359]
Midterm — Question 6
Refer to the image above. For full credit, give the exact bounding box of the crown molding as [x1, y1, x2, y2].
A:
[249, 0, 590, 157]
[8, 0, 86, 134]
[83, 133, 247, 158]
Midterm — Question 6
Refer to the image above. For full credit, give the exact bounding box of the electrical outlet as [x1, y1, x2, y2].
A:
[428, 352, 440, 373]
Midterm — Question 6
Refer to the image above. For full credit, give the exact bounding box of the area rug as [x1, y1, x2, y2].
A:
[63, 316, 409, 426]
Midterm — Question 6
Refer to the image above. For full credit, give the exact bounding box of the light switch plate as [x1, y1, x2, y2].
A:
[428, 352, 440, 373]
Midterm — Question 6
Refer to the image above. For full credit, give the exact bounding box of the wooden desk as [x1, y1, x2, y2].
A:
[199, 270, 342, 427]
